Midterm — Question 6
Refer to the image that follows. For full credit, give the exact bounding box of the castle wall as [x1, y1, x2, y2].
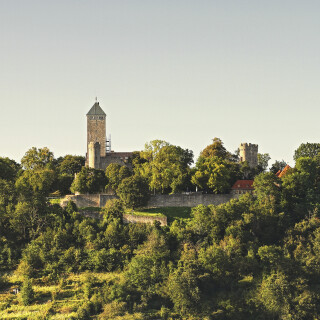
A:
[146, 193, 238, 208]
[60, 194, 117, 208]
[97, 153, 132, 170]
[61, 192, 238, 209]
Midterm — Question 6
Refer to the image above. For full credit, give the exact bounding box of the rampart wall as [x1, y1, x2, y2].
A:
[61, 193, 238, 209]
[146, 193, 237, 208]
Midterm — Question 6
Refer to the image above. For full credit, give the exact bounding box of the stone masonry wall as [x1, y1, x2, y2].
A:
[147, 193, 238, 207]
[61, 193, 238, 209]
[60, 194, 117, 208]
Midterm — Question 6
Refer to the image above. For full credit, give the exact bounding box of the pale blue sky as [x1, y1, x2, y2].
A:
[1, 1, 320, 165]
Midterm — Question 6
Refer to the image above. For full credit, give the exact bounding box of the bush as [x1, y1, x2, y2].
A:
[20, 277, 34, 306]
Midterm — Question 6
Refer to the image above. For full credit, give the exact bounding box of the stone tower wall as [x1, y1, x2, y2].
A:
[88, 142, 101, 169]
[87, 115, 106, 157]
[239, 143, 258, 168]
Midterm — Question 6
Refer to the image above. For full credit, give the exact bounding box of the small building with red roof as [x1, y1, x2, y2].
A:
[231, 180, 254, 195]
[276, 164, 291, 178]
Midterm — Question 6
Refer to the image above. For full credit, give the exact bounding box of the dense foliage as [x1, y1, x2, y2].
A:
[2, 143, 320, 319]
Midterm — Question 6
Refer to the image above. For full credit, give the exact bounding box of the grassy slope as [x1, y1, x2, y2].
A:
[0, 273, 119, 320]
[140, 207, 192, 223]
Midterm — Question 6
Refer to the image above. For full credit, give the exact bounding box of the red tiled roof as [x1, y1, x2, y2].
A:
[277, 164, 291, 178]
[231, 180, 254, 190]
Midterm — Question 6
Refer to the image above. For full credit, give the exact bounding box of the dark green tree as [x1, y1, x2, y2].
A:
[0, 157, 20, 181]
[105, 163, 131, 193]
[117, 175, 150, 209]
[294, 143, 320, 161]
[70, 167, 107, 194]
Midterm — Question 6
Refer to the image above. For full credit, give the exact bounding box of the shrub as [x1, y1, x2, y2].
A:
[20, 277, 34, 306]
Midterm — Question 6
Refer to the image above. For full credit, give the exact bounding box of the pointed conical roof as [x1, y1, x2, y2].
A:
[86, 102, 106, 116]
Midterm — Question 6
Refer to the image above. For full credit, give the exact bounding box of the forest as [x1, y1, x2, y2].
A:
[1, 140, 320, 319]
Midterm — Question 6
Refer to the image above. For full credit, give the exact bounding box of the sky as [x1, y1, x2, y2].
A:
[1, 1, 320, 166]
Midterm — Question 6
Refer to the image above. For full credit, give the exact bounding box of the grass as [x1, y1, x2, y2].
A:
[49, 198, 61, 205]
[0, 272, 122, 319]
[139, 207, 192, 223]
[125, 210, 165, 217]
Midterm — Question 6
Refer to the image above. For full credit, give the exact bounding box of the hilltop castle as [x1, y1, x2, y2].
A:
[239, 143, 258, 168]
[85, 100, 258, 170]
[85, 101, 132, 170]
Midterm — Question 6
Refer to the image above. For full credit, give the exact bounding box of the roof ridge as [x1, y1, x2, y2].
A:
[86, 102, 106, 116]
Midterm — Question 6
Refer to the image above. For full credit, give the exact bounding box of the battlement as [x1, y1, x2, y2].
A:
[239, 142, 258, 168]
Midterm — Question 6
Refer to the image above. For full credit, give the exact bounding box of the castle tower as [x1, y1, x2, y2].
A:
[88, 142, 101, 169]
[239, 143, 258, 168]
[86, 101, 106, 158]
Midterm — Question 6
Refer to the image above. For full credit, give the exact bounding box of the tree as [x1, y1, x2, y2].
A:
[15, 169, 56, 199]
[70, 167, 107, 194]
[200, 137, 230, 160]
[105, 164, 131, 192]
[136, 140, 193, 193]
[168, 244, 204, 316]
[117, 175, 150, 209]
[253, 172, 281, 210]
[21, 147, 54, 170]
[281, 156, 320, 219]
[257, 153, 271, 172]
[20, 277, 34, 306]
[259, 271, 291, 318]
[56, 155, 85, 175]
[0, 157, 20, 181]
[294, 143, 320, 161]
[270, 160, 287, 174]
[125, 231, 169, 300]
[191, 156, 237, 193]
[101, 199, 124, 223]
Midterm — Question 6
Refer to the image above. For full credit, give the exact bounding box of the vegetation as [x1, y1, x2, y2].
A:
[2, 142, 320, 318]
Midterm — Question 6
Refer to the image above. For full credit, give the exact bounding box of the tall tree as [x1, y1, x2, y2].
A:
[294, 143, 320, 161]
[21, 147, 54, 170]
[136, 140, 193, 193]
[70, 167, 107, 194]
[105, 164, 131, 193]
[0, 157, 20, 181]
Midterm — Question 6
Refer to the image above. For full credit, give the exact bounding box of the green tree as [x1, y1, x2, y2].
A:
[20, 277, 34, 306]
[105, 164, 131, 192]
[253, 172, 281, 210]
[15, 169, 56, 199]
[257, 153, 271, 172]
[259, 271, 292, 318]
[56, 155, 85, 175]
[168, 244, 204, 316]
[191, 156, 235, 193]
[70, 167, 107, 194]
[136, 140, 193, 193]
[0, 157, 20, 181]
[117, 175, 150, 209]
[294, 143, 320, 161]
[21, 147, 54, 170]
[200, 137, 230, 159]
[101, 199, 124, 223]
[270, 160, 287, 174]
